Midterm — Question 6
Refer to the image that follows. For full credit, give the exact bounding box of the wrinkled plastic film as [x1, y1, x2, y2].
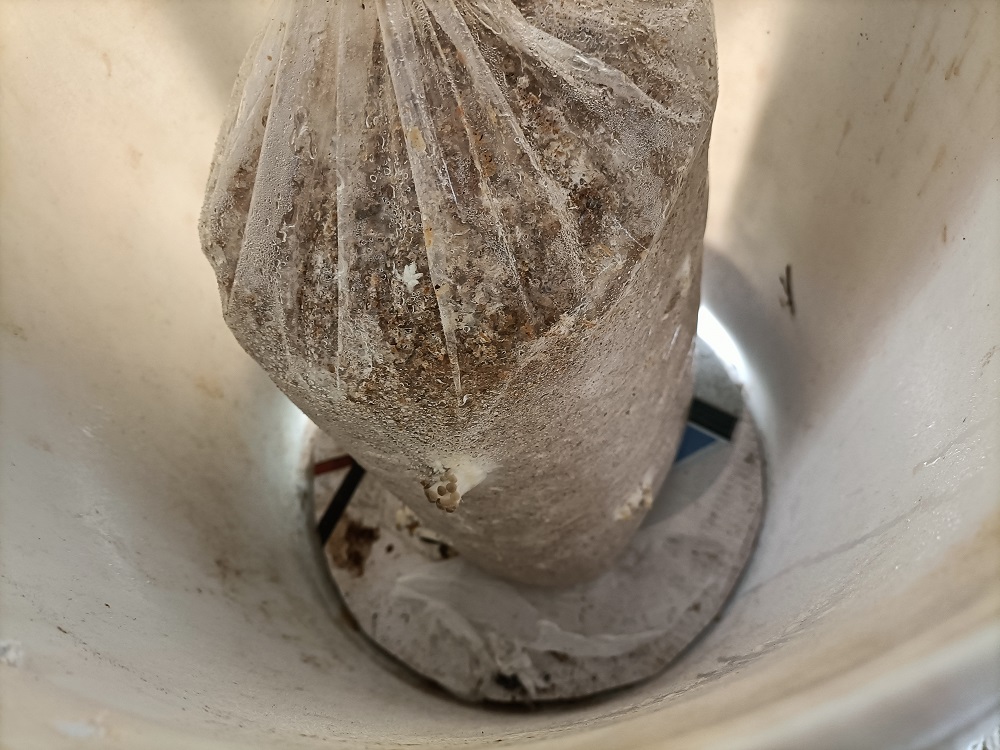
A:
[201, 0, 718, 585]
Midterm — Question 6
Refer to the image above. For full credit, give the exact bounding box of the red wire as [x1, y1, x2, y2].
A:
[313, 455, 355, 476]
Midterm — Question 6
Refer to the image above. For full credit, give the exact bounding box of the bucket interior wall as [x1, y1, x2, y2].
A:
[1, 1, 997, 748]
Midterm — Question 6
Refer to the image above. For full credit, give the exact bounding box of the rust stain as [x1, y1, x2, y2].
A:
[973, 59, 993, 94]
[981, 345, 999, 373]
[941, 224, 948, 244]
[835, 118, 852, 155]
[883, 79, 897, 104]
[964, 10, 978, 38]
[194, 375, 224, 400]
[2, 321, 27, 340]
[882, 38, 911, 104]
[945, 57, 960, 81]
[931, 144, 947, 172]
[101, 51, 112, 78]
[300, 653, 322, 668]
[946, 8, 978, 80]
[27, 435, 53, 453]
[917, 145, 947, 198]
[214, 557, 243, 582]
[919, 21, 938, 65]
[127, 145, 143, 171]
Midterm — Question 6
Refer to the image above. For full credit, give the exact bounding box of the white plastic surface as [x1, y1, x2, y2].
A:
[1, 1, 998, 748]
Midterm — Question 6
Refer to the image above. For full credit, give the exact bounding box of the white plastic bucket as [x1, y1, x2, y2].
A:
[1, 1, 997, 748]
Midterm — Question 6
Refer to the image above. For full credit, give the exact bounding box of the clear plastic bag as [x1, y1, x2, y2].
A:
[200, 0, 717, 585]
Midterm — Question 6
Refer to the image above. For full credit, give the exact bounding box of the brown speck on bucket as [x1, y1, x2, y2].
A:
[779, 264, 795, 316]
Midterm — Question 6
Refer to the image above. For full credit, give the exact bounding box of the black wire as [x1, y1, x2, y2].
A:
[316, 462, 367, 545]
